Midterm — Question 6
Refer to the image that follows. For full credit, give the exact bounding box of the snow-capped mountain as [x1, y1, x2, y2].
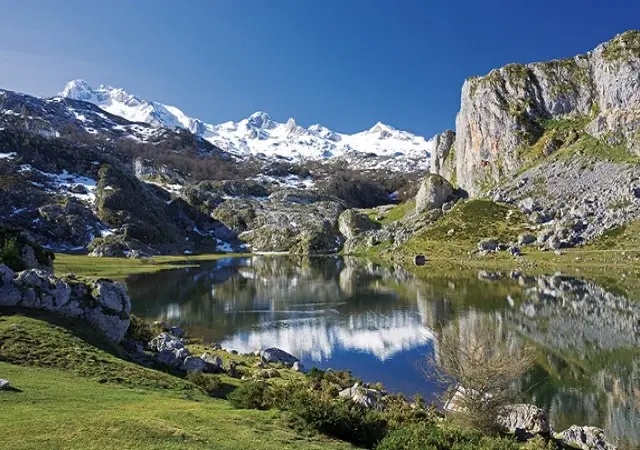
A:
[60, 80, 433, 168]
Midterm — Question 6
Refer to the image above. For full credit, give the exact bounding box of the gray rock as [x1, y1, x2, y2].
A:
[338, 210, 378, 240]
[169, 326, 185, 338]
[496, 404, 550, 438]
[0, 265, 130, 342]
[518, 233, 537, 246]
[0, 264, 15, 286]
[429, 130, 456, 181]
[69, 183, 88, 194]
[338, 383, 384, 410]
[201, 352, 223, 373]
[157, 347, 190, 368]
[508, 246, 521, 257]
[0, 378, 10, 390]
[261, 347, 299, 366]
[555, 426, 617, 450]
[413, 255, 427, 266]
[415, 174, 454, 213]
[148, 332, 185, 352]
[477, 239, 499, 252]
[180, 356, 207, 373]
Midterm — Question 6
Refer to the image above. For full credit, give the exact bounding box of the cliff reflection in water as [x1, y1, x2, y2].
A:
[125, 256, 640, 448]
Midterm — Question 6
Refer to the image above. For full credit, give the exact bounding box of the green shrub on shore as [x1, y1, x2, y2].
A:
[228, 380, 272, 410]
[186, 372, 223, 397]
[376, 423, 520, 450]
[0, 238, 27, 272]
[286, 390, 388, 449]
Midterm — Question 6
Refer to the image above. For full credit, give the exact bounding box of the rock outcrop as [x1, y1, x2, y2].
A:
[0, 264, 131, 342]
[496, 404, 550, 438]
[415, 174, 455, 213]
[429, 130, 456, 182]
[453, 30, 640, 196]
[338, 209, 379, 240]
[555, 426, 617, 450]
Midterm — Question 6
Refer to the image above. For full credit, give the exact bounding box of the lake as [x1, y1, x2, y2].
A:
[126, 255, 640, 448]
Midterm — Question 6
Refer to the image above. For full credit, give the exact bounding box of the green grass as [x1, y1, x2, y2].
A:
[0, 314, 352, 450]
[54, 253, 250, 280]
[366, 200, 416, 225]
[398, 199, 527, 258]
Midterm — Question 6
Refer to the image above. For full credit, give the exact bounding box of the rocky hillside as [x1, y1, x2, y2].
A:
[432, 30, 640, 197]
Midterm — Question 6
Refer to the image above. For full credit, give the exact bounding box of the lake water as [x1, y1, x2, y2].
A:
[126, 256, 640, 448]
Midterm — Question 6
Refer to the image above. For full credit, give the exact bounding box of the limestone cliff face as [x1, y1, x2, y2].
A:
[429, 130, 456, 183]
[453, 30, 640, 196]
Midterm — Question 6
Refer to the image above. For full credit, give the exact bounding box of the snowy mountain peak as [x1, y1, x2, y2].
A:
[58, 80, 433, 170]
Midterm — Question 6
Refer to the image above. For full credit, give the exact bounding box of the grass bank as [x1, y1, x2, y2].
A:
[0, 314, 350, 450]
[54, 253, 250, 280]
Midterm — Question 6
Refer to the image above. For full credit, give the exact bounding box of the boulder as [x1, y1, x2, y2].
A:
[201, 352, 223, 373]
[508, 246, 521, 257]
[180, 356, 207, 373]
[413, 255, 427, 266]
[518, 233, 536, 246]
[157, 347, 190, 368]
[148, 332, 185, 352]
[338, 383, 384, 410]
[0, 265, 130, 342]
[260, 348, 299, 366]
[0, 379, 10, 390]
[477, 239, 499, 252]
[338, 210, 378, 239]
[254, 368, 281, 379]
[496, 404, 550, 438]
[416, 174, 454, 213]
[226, 360, 240, 378]
[555, 426, 617, 450]
[169, 326, 185, 338]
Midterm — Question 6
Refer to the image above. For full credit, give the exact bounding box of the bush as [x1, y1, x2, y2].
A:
[376, 423, 520, 450]
[124, 314, 154, 344]
[0, 238, 26, 272]
[287, 390, 388, 449]
[227, 380, 272, 410]
[186, 372, 223, 397]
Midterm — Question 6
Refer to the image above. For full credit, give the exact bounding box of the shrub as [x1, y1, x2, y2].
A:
[287, 390, 388, 449]
[186, 372, 223, 397]
[376, 423, 521, 450]
[227, 380, 271, 410]
[124, 314, 154, 344]
[0, 238, 27, 272]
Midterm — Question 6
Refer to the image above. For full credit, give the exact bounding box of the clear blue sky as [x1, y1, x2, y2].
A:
[0, 0, 638, 138]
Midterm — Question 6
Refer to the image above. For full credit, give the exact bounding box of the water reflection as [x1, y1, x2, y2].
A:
[126, 256, 640, 448]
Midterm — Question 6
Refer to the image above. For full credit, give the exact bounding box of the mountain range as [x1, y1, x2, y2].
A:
[60, 79, 433, 166]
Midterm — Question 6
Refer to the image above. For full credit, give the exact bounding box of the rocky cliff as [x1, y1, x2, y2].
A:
[436, 30, 640, 197]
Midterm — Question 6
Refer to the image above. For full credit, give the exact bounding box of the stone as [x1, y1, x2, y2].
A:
[547, 236, 562, 250]
[338, 210, 378, 240]
[0, 265, 130, 342]
[0, 378, 10, 390]
[69, 183, 88, 194]
[180, 356, 207, 373]
[338, 383, 384, 410]
[518, 233, 536, 246]
[261, 348, 299, 366]
[477, 239, 499, 252]
[429, 130, 456, 181]
[555, 426, 617, 450]
[415, 174, 454, 214]
[254, 368, 281, 379]
[226, 360, 240, 378]
[201, 352, 223, 373]
[169, 326, 185, 338]
[413, 255, 427, 266]
[157, 347, 190, 368]
[148, 332, 185, 352]
[508, 246, 521, 257]
[292, 361, 307, 373]
[495, 404, 550, 438]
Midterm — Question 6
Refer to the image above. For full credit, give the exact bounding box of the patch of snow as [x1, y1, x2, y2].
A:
[216, 239, 235, 253]
[0, 152, 17, 159]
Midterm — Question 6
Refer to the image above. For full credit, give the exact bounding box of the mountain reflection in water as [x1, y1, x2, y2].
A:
[126, 256, 640, 448]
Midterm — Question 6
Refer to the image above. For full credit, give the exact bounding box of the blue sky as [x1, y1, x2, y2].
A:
[0, 0, 638, 138]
